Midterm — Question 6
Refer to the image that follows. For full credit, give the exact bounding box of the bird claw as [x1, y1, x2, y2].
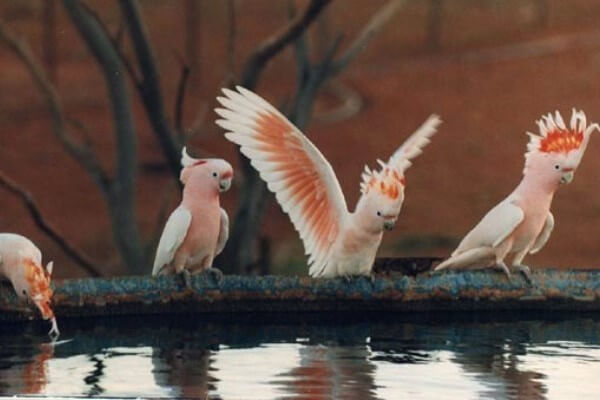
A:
[493, 262, 512, 279]
[179, 269, 193, 290]
[205, 267, 223, 284]
[513, 264, 534, 287]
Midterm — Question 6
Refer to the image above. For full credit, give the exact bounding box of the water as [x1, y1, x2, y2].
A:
[0, 314, 599, 399]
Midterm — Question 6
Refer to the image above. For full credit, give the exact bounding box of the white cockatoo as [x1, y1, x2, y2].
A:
[152, 148, 233, 285]
[0, 233, 58, 338]
[215, 86, 441, 278]
[435, 109, 598, 282]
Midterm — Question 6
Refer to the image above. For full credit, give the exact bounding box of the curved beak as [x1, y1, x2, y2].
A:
[219, 178, 232, 192]
[560, 171, 574, 185]
[383, 219, 396, 231]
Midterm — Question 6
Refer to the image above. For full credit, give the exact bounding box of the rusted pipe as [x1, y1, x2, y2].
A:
[0, 259, 599, 322]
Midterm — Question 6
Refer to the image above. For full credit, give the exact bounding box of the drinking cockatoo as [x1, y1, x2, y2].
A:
[215, 86, 441, 278]
[152, 147, 233, 286]
[435, 109, 598, 283]
[0, 233, 58, 338]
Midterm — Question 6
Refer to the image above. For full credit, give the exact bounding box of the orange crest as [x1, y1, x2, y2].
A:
[363, 167, 404, 200]
[539, 129, 583, 154]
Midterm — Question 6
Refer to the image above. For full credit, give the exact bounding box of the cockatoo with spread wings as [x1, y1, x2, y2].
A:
[215, 86, 441, 278]
[0, 233, 58, 338]
[152, 148, 233, 285]
[435, 109, 598, 282]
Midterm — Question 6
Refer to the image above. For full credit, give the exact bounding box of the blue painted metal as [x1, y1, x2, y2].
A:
[0, 263, 599, 321]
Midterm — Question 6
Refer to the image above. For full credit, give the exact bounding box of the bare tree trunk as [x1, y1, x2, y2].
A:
[184, 0, 201, 87]
[64, 0, 146, 274]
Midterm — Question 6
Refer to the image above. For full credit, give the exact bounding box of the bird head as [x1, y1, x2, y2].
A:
[180, 147, 233, 192]
[524, 109, 599, 188]
[358, 162, 406, 232]
[19, 259, 55, 322]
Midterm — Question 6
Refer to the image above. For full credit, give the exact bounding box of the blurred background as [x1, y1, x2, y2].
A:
[0, 0, 599, 279]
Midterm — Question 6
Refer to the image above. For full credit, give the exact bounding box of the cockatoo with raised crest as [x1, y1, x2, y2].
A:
[0, 233, 58, 338]
[435, 109, 598, 283]
[215, 86, 441, 278]
[152, 148, 233, 286]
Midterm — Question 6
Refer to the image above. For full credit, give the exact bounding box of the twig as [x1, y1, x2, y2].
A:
[173, 52, 190, 138]
[0, 171, 102, 277]
[0, 20, 110, 192]
[240, 0, 332, 89]
[330, 0, 406, 74]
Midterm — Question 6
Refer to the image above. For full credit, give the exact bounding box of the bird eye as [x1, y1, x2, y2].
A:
[22, 290, 26, 295]
[376, 211, 381, 217]
[212, 172, 218, 177]
[554, 164, 560, 170]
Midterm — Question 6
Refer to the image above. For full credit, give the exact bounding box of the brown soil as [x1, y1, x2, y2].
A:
[1, 0, 600, 278]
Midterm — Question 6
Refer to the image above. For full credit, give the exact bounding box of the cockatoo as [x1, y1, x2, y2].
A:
[152, 147, 233, 286]
[0, 233, 58, 338]
[215, 86, 441, 278]
[435, 109, 598, 282]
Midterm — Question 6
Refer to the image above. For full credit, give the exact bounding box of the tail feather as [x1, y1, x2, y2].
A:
[434, 247, 496, 271]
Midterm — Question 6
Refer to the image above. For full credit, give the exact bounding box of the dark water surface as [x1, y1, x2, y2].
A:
[0, 313, 599, 399]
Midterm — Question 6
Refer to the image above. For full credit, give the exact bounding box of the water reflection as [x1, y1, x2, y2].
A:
[0, 315, 598, 398]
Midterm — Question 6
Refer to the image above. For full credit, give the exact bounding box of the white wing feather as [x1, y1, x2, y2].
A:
[216, 86, 349, 277]
[453, 200, 524, 256]
[529, 212, 554, 254]
[389, 114, 442, 173]
[152, 206, 192, 275]
[215, 208, 229, 256]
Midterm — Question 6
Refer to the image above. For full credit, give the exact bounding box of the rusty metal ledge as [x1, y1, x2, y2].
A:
[1, 262, 600, 321]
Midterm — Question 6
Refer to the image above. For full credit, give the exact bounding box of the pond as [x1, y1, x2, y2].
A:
[0, 313, 599, 399]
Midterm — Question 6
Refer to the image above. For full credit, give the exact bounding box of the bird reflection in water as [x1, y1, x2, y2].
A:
[282, 343, 378, 400]
[0, 338, 53, 395]
[152, 345, 221, 399]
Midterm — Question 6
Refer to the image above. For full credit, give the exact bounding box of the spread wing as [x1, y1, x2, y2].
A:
[453, 200, 524, 256]
[215, 86, 349, 276]
[529, 212, 554, 254]
[152, 206, 192, 275]
[388, 114, 441, 172]
[215, 208, 229, 256]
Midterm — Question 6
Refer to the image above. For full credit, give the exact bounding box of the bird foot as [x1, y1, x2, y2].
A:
[513, 264, 533, 286]
[493, 262, 512, 279]
[179, 269, 193, 290]
[205, 267, 223, 284]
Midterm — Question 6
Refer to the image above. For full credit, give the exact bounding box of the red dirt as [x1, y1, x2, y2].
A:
[2, 1, 600, 278]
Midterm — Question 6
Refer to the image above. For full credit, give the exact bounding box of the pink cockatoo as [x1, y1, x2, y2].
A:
[0, 233, 58, 338]
[215, 86, 441, 278]
[435, 109, 598, 283]
[152, 147, 233, 285]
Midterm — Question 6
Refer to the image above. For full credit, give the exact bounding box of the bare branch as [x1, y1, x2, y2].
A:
[118, 0, 182, 180]
[0, 20, 110, 192]
[331, 0, 405, 74]
[0, 171, 103, 277]
[173, 52, 190, 137]
[240, 0, 332, 89]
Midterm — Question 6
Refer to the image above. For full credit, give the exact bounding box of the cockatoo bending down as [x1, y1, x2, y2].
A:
[215, 86, 441, 278]
[152, 148, 233, 286]
[0, 233, 58, 338]
[435, 109, 598, 283]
